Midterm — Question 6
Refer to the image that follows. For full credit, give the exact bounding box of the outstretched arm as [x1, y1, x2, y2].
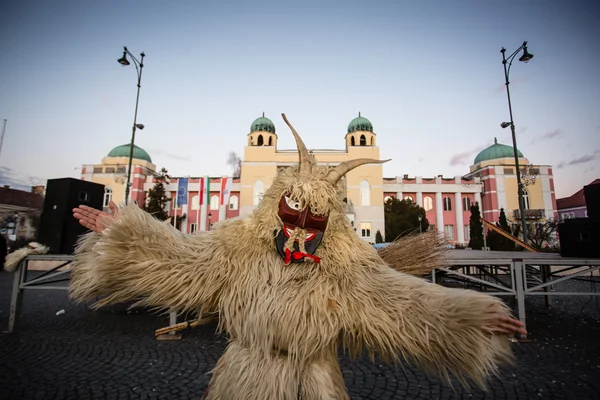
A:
[342, 265, 524, 389]
[69, 202, 229, 314]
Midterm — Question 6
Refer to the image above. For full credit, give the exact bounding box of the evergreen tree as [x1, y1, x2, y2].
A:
[468, 202, 484, 250]
[384, 197, 429, 242]
[497, 208, 515, 251]
[144, 167, 170, 221]
[375, 230, 384, 243]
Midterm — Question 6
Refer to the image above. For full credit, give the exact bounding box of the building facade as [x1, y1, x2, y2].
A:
[556, 179, 599, 220]
[80, 117, 558, 246]
[383, 175, 483, 244]
[240, 113, 386, 242]
[467, 138, 558, 234]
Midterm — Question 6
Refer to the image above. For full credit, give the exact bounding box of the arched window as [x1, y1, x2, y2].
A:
[462, 197, 471, 212]
[210, 195, 220, 211]
[360, 179, 370, 206]
[253, 180, 264, 206]
[229, 195, 239, 210]
[103, 187, 112, 208]
[351, 136, 355, 146]
[191, 194, 200, 210]
[370, 137, 374, 146]
[268, 136, 272, 146]
[360, 135, 367, 146]
[423, 196, 433, 211]
[443, 196, 452, 211]
[384, 195, 393, 204]
[404, 195, 413, 203]
[257, 135, 264, 146]
[522, 189, 530, 209]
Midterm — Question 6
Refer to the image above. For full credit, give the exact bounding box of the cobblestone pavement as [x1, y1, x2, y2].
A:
[1, 271, 599, 399]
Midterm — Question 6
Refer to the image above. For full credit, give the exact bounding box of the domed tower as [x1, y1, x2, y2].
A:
[346, 112, 376, 148]
[471, 137, 527, 171]
[106, 144, 153, 163]
[248, 113, 277, 147]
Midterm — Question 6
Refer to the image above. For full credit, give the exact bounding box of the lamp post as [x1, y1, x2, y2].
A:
[417, 215, 422, 233]
[117, 46, 146, 205]
[500, 41, 533, 244]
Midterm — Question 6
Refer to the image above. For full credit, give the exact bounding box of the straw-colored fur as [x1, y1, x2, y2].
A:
[70, 162, 514, 399]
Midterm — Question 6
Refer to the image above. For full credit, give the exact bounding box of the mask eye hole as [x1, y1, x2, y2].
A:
[285, 195, 302, 211]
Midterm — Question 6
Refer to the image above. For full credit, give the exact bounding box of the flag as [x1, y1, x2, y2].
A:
[199, 177, 205, 205]
[220, 177, 232, 206]
[203, 176, 211, 206]
[177, 178, 188, 205]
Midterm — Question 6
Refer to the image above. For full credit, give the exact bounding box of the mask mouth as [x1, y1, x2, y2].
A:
[283, 224, 317, 242]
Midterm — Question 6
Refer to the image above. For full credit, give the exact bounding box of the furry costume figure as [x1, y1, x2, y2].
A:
[69, 114, 525, 400]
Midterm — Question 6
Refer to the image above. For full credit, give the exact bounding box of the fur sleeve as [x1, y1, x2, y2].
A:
[69, 204, 229, 314]
[341, 266, 514, 389]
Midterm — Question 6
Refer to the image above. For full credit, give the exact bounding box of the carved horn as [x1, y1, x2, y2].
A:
[282, 113, 312, 175]
[325, 158, 391, 185]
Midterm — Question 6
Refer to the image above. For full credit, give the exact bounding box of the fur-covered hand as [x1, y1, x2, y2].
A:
[73, 201, 117, 233]
[483, 304, 527, 336]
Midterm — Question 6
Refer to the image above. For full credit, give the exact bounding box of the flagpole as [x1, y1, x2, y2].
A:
[181, 176, 190, 233]
[173, 178, 178, 229]
[200, 175, 208, 231]
[195, 177, 202, 233]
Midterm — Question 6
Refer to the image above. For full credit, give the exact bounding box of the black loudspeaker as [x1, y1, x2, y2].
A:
[584, 183, 600, 220]
[37, 178, 105, 254]
[558, 218, 600, 258]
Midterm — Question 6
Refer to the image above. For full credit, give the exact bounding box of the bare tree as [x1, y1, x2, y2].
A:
[227, 151, 242, 178]
[514, 219, 559, 251]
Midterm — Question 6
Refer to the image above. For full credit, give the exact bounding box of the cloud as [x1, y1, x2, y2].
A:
[448, 143, 489, 166]
[0, 166, 42, 190]
[530, 128, 564, 145]
[146, 148, 191, 161]
[449, 152, 472, 166]
[556, 150, 600, 169]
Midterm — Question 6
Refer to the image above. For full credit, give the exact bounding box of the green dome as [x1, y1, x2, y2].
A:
[107, 144, 152, 163]
[347, 112, 373, 133]
[250, 113, 275, 134]
[474, 138, 524, 164]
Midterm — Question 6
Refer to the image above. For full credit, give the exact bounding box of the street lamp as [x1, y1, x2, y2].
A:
[500, 41, 533, 244]
[118, 46, 146, 205]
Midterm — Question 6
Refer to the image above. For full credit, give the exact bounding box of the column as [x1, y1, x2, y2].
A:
[435, 191, 444, 235]
[455, 192, 464, 244]
[396, 191, 403, 200]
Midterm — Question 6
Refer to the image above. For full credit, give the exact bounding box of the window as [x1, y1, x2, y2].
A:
[253, 180, 264, 206]
[105, 167, 115, 173]
[351, 136, 355, 146]
[462, 197, 471, 212]
[191, 195, 200, 210]
[360, 180, 371, 206]
[257, 135, 264, 146]
[522, 189, 530, 209]
[384, 195, 393, 204]
[444, 225, 455, 240]
[93, 167, 103, 173]
[423, 196, 433, 211]
[103, 187, 112, 208]
[371, 137, 374, 146]
[443, 196, 452, 211]
[210, 195, 220, 211]
[404, 195, 413, 203]
[360, 135, 367, 146]
[172, 197, 181, 210]
[361, 222, 371, 238]
[190, 223, 198, 233]
[268, 136, 272, 146]
[229, 195, 239, 210]
[464, 225, 470, 241]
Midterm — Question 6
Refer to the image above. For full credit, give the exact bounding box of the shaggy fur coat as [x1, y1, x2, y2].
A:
[69, 118, 513, 400]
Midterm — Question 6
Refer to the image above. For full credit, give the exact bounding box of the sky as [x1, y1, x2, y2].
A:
[0, 0, 598, 199]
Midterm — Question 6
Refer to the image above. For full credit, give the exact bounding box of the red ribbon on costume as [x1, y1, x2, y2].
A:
[284, 248, 321, 265]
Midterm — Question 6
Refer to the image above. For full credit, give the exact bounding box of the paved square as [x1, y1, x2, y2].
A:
[1, 271, 599, 399]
